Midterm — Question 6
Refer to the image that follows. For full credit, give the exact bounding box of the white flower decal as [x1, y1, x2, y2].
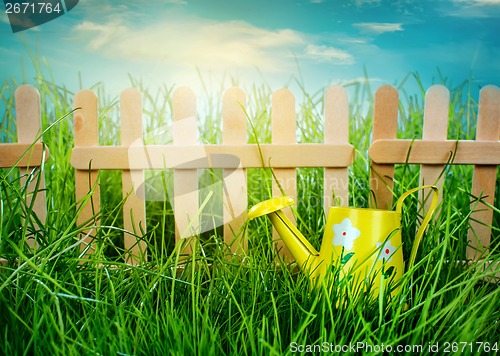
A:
[376, 240, 396, 262]
[332, 218, 360, 250]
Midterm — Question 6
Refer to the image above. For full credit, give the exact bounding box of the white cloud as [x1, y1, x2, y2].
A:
[75, 0, 128, 16]
[354, 0, 382, 6]
[339, 37, 371, 45]
[163, 0, 187, 4]
[73, 0, 186, 26]
[72, 14, 355, 73]
[74, 20, 127, 51]
[304, 44, 355, 64]
[353, 22, 404, 35]
[454, 0, 500, 5]
[338, 76, 384, 85]
[447, 0, 500, 16]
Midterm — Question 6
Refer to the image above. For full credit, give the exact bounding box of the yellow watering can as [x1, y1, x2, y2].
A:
[248, 185, 439, 297]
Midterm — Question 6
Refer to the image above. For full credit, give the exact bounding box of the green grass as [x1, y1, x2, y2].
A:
[1, 60, 499, 355]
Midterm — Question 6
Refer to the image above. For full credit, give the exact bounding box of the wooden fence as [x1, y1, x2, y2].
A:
[70, 86, 353, 264]
[369, 84, 500, 260]
[1, 84, 499, 265]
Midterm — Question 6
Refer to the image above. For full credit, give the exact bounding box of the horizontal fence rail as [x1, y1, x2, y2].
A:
[70, 144, 355, 170]
[0, 143, 47, 167]
[370, 140, 500, 165]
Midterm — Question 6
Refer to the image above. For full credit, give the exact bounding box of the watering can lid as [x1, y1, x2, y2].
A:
[248, 196, 294, 219]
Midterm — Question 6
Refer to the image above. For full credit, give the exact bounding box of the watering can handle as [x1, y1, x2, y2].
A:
[395, 185, 439, 271]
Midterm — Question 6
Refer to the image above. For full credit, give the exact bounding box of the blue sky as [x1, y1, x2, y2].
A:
[1, 0, 500, 96]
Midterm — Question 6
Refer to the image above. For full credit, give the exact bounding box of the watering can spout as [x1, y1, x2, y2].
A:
[248, 197, 320, 268]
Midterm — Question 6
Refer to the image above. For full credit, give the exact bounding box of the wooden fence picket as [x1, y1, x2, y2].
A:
[468, 86, 500, 259]
[172, 87, 199, 248]
[222, 87, 247, 253]
[74, 90, 100, 259]
[120, 88, 146, 264]
[0, 85, 48, 262]
[420, 85, 449, 211]
[324, 85, 349, 212]
[370, 85, 399, 210]
[16, 85, 47, 249]
[272, 88, 297, 260]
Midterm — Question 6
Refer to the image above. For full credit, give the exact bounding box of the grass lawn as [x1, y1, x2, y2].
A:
[1, 65, 499, 355]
